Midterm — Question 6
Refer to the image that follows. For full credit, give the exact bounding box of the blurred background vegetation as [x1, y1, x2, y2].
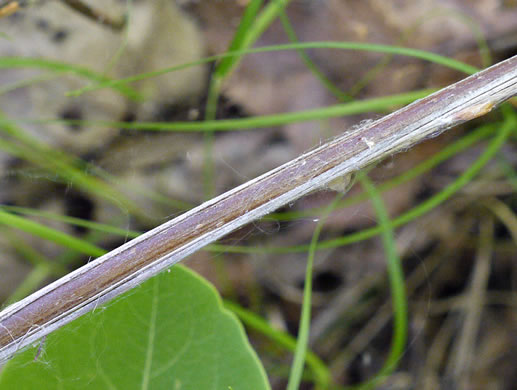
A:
[1, 0, 517, 388]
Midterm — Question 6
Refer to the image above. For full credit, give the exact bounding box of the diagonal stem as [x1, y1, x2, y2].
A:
[1, 55, 517, 364]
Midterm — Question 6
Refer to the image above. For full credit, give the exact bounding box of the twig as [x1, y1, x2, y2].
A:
[449, 216, 494, 389]
[1, 55, 517, 364]
[483, 197, 517, 244]
[59, 0, 126, 31]
[0, 0, 126, 31]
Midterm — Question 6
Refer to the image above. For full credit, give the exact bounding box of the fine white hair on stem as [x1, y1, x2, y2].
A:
[1, 54, 517, 364]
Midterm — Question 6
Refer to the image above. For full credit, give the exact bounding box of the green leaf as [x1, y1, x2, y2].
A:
[0, 265, 270, 390]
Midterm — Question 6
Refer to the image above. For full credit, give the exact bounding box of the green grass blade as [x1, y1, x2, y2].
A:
[68, 42, 477, 96]
[348, 8, 490, 96]
[204, 0, 290, 197]
[287, 194, 343, 390]
[278, 11, 352, 102]
[235, 0, 292, 72]
[202, 75, 220, 198]
[224, 300, 331, 388]
[427, 9, 491, 67]
[0, 205, 141, 239]
[0, 57, 142, 101]
[33, 89, 432, 132]
[99, 0, 133, 76]
[0, 73, 59, 96]
[213, 0, 264, 78]
[0, 208, 105, 257]
[352, 173, 407, 389]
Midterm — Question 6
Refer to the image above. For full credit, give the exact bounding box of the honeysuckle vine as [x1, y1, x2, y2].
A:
[1, 54, 517, 364]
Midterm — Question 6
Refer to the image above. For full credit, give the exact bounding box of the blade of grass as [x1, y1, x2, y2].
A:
[67, 41, 478, 96]
[27, 89, 433, 132]
[278, 11, 352, 102]
[349, 8, 490, 97]
[201, 0, 283, 274]
[224, 300, 331, 388]
[427, 8, 491, 67]
[203, 0, 292, 198]
[0, 73, 59, 95]
[214, 0, 292, 80]
[287, 193, 344, 390]
[350, 173, 407, 390]
[0, 205, 141, 239]
[0, 57, 141, 101]
[98, 0, 133, 75]
[212, 0, 264, 79]
[202, 74, 219, 198]
[0, 208, 105, 257]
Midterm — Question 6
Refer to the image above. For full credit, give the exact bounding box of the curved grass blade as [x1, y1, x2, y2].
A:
[287, 194, 343, 390]
[0, 57, 142, 101]
[31, 89, 433, 132]
[350, 173, 407, 389]
[0, 208, 105, 257]
[68, 41, 478, 96]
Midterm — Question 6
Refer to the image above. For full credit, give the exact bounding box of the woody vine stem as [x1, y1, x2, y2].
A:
[1, 54, 517, 363]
